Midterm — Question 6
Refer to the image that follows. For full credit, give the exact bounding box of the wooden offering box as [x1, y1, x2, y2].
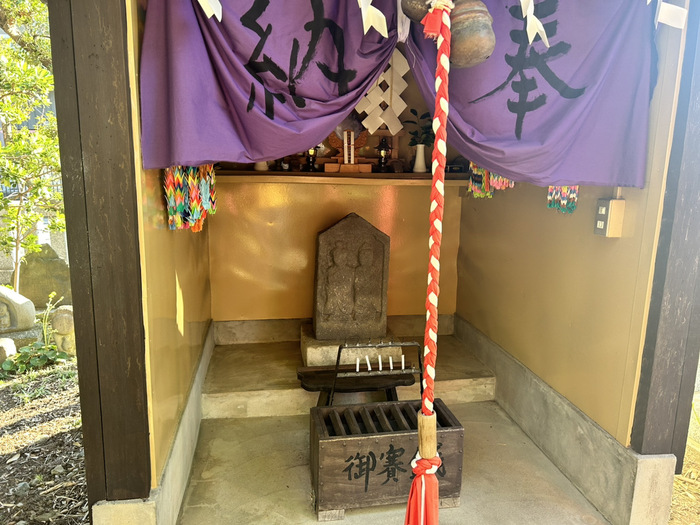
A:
[310, 399, 463, 521]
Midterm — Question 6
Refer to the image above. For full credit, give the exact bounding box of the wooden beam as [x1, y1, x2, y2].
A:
[631, 1, 700, 473]
[47, 0, 151, 503]
[47, 0, 107, 507]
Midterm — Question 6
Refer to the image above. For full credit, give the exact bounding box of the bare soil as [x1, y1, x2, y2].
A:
[0, 361, 87, 524]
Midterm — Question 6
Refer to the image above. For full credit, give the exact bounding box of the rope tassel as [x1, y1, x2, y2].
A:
[406, 2, 452, 524]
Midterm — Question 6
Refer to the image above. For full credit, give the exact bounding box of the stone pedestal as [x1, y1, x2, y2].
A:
[5, 326, 42, 349]
[300, 323, 404, 367]
[0, 287, 40, 350]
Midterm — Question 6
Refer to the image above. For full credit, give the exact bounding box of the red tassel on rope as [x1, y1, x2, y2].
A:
[421, 11, 442, 40]
[405, 453, 442, 525]
[421, 0, 454, 40]
[405, 2, 452, 524]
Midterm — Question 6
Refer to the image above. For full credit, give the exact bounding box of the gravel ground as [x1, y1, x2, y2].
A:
[0, 361, 87, 524]
[670, 391, 700, 525]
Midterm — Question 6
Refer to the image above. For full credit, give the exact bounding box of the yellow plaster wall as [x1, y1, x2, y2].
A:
[126, 0, 212, 485]
[139, 170, 212, 485]
[209, 180, 461, 320]
[458, 184, 661, 444]
[456, 21, 687, 445]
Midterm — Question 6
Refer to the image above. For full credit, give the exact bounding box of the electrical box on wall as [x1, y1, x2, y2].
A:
[594, 198, 625, 238]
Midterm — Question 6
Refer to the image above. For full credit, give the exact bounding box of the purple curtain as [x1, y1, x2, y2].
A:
[407, 0, 656, 187]
[140, 0, 398, 169]
[141, 0, 655, 188]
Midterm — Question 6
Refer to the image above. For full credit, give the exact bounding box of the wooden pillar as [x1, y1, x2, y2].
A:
[631, 2, 700, 473]
[47, 0, 150, 504]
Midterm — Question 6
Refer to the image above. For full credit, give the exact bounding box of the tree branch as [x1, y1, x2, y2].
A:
[0, 7, 52, 72]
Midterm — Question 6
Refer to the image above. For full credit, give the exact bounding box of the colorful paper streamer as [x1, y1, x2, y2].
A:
[163, 164, 217, 231]
[547, 185, 579, 213]
[467, 162, 515, 198]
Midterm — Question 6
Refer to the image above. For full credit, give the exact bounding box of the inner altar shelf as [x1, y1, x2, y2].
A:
[215, 171, 470, 187]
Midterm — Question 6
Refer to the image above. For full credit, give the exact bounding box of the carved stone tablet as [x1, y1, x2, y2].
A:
[313, 213, 389, 340]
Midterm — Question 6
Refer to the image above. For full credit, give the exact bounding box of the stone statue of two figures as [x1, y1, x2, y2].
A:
[324, 240, 381, 323]
[313, 213, 389, 341]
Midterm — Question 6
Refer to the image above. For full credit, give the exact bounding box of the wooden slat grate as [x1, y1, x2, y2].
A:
[359, 406, 378, 434]
[320, 400, 459, 437]
[329, 410, 346, 436]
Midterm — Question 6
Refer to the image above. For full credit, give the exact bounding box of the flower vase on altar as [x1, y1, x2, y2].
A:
[413, 144, 427, 173]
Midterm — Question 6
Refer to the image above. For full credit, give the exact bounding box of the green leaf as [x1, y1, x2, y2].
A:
[1, 359, 15, 371]
[46, 350, 57, 360]
[56, 351, 68, 360]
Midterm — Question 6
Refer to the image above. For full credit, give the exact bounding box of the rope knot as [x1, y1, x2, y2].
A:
[411, 452, 442, 476]
[429, 0, 455, 10]
[421, 0, 454, 40]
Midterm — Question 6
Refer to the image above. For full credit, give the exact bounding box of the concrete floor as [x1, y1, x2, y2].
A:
[178, 337, 610, 524]
[203, 336, 495, 393]
[201, 336, 496, 419]
[179, 405, 610, 524]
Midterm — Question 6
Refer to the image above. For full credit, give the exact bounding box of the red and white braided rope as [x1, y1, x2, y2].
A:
[405, 7, 452, 524]
[421, 3, 451, 418]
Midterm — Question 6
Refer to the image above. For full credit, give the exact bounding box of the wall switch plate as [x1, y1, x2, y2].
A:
[594, 198, 625, 237]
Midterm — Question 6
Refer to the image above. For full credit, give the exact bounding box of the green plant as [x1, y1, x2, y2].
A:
[404, 109, 434, 147]
[1, 342, 68, 376]
[0, 292, 67, 377]
[12, 380, 48, 403]
[56, 367, 77, 388]
[40, 292, 62, 345]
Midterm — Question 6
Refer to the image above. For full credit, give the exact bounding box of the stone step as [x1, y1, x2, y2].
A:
[202, 335, 495, 419]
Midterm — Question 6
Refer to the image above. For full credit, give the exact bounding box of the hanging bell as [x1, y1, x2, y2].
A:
[450, 0, 496, 68]
[401, 0, 430, 23]
[401, 0, 495, 69]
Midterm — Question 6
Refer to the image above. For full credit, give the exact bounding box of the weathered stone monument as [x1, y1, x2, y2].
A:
[50, 305, 76, 356]
[0, 287, 41, 348]
[302, 213, 402, 366]
[314, 213, 389, 339]
[15, 244, 72, 307]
